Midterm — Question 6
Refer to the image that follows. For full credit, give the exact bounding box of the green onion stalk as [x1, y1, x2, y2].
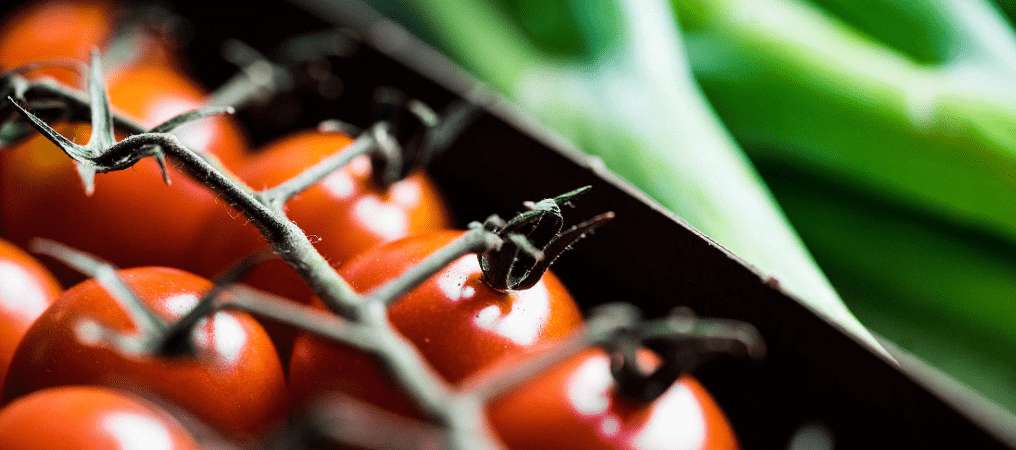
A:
[674, 0, 1016, 406]
[675, 0, 1016, 245]
[393, 0, 883, 351]
[764, 165, 1016, 411]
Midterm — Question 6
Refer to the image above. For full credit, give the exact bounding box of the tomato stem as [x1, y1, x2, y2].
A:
[221, 285, 378, 353]
[462, 303, 641, 402]
[29, 238, 168, 338]
[366, 224, 502, 307]
[6, 53, 499, 447]
[271, 393, 445, 449]
[479, 186, 615, 292]
[257, 128, 378, 211]
[152, 252, 274, 356]
[609, 308, 766, 403]
[2, 49, 679, 449]
[207, 39, 292, 109]
[368, 90, 439, 188]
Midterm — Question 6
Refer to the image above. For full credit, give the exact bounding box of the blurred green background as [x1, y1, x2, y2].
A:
[366, 0, 1016, 412]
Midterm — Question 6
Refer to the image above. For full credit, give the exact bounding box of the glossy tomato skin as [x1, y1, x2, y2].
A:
[486, 349, 738, 450]
[196, 130, 450, 301]
[0, 65, 247, 274]
[0, 0, 113, 86]
[0, 386, 200, 450]
[289, 230, 583, 412]
[2, 267, 286, 438]
[0, 239, 61, 390]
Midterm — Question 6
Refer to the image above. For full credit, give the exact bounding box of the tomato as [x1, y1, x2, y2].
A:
[0, 0, 113, 86]
[2, 267, 286, 438]
[0, 239, 61, 390]
[196, 130, 450, 299]
[0, 0, 178, 86]
[289, 230, 583, 412]
[486, 348, 738, 450]
[0, 386, 200, 450]
[194, 130, 449, 357]
[0, 64, 248, 276]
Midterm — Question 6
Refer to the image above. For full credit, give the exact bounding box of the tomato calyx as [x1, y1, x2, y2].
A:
[367, 87, 439, 188]
[462, 303, 762, 416]
[314, 88, 440, 191]
[478, 186, 615, 292]
[607, 307, 766, 403]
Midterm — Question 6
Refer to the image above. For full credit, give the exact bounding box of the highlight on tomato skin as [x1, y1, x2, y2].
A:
[0, 267, 287, 439]
[288, 229, 583, 412]
[484, 348, 739, 450]
[0, 64, 249, 277]
[0, 239, 62, 391]
[0, 386, 200, 450]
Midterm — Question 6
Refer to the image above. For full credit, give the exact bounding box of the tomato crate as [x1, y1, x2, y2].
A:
[169, 2, 1016, 448]
[4, 0, 1015, 448]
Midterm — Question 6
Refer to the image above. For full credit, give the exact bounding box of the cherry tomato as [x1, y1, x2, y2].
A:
[194, 130, 449, 358]
[0, 386, 200, 450]
[289, 230, 583, 412]
[0, 65, 248, 275]
[196, 130, 450, 300]
[486, 349, 738, 450]
[2, 267, 286, 438]
[0, 0, 113, 85]
[0, 239, 61, 390]
[0, 1, 178, 85]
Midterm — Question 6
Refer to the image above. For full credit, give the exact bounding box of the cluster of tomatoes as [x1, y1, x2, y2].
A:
[0, 1, 742, 449]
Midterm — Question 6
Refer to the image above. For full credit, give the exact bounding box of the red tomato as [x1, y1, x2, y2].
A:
[0, 386, 200, 450]
[0, 239, 61, 390]
[2, 267, 286, 438]
[0, 65, 247, 275]
[0, 0, 178, 86]
[0, 0, 113, 86]
[486, 349, 738, 450]
[289, 230, 583, 412]
[194, 131, 449, 357]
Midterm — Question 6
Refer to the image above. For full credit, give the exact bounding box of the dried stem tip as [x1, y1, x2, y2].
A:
[370, 87, 438, 188]
[609, 308, 766, 403]
[479, 186, 614, 291]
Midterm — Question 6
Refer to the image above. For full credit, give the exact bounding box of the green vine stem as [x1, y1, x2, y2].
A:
[8, 51, 499, 447]
[30, 239, 168, 340]
[461, 303, 641, 403]
[609, 307, 766, 403]
[153, 252, 275, 355]
[268, 393, 445, 449]
[256, 129, 378, 211]
[5, 48, 764, 449]
[207, 40, 292, 109]
[367, 223, 502, 307]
